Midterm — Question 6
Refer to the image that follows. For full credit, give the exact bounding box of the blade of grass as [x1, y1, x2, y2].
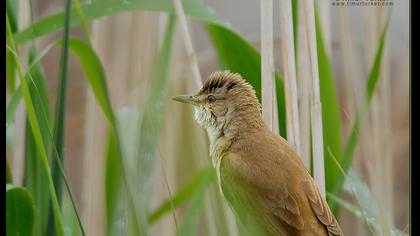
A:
[6, 184, 35, 236]
[6, 13, 65, 236]
[46, 1, 73, 234]
[24, 120, 50, 236]
[17, 42, 87, 236]
[66, 39, 114, 122]
[13, 0, 224, 45]
[175, 168, 215, 236]
[27, 47, 53, 125]
[104, 128, 123, 234]
[23, 45, 54, 236]
[65, 36, 174, 235]
[131, 15, 176, 235]
[6, 50, 16, 93]
[328, 145, 406, 235]
[148, 167, 215, 224]
[328, 193, 407, 236]
[327, 147, 376, 234]
[65, 38, 140, 235]
[333, 13, 391, 197]
[205, 23, 287, 138]
[10, 39, 108, 236]
[21, 51, 86, 236]
[6, 0, 17, 32]
[7, 37, 114, 127]
[6, 87, 23, 126]
[20, 21, 58, 236]
[62, 193, 83, 236]
[8, 22, 134, 236]
[175, 190, 206, 236]
[73, 0, 91, 40]
[6, 42, 56, 126]
[157, 148, 178, 229]
[21, 3, 54, 230]
[113, 109, 144, 235]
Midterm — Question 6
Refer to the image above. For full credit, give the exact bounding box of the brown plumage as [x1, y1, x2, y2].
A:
[173, 71, 344, 236]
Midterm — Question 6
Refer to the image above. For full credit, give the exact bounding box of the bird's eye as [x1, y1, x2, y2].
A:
[207, 95, 216, 102]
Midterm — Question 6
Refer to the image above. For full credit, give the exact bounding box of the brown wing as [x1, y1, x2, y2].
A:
[303, 179, 344, 236]
[264, 185, 305, 233]
[222, 150, 306, 235]
[222, 131, 344, 236]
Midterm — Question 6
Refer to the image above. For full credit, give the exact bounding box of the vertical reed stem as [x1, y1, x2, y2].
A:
[339, 8, 368, 235]
[303, 0, 326, 197]
[279, 0, 301, 153]
[361, 8, 394, 234]
[173, 1, 240, 235]
[172, 0, 203, 89]
[378, 9, 393, 224]
[296, 2, 311, 169]
[260, 0, 275, 132]
[12, 0, 31, 186]
[366, 8, 393, 234]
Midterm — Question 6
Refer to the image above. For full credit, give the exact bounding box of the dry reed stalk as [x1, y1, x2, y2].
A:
[171, 2, 242, 234]
[303, 0, 326, 197]
[81, 18, 112, 236]
[11, 0, 31, 186]
[260, 0, 275, 132]
[172, 0, 203, 89]
[363, 8, 393, 235]
[338, 8, 356, 133]
[338, 8, 369, 235]
[81, 90, 106, 236]
[167, 55, 232, 236]
[153, 19, 238, 236]
[12, 104, 26, 186]
[82, 12, 160, 235]
[338, 7, 366, 175]
[296, 2, 311, 169]
[160, 64, 212, 236]
[377, 8, 394, 223]
[166, 9, 239, 236]
[278, 0, 301, 154]
[272, 85, 280, 135]
[150, 14, 181, 236]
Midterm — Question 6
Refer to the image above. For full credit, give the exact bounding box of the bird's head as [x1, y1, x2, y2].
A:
[173, 71, 263, 133]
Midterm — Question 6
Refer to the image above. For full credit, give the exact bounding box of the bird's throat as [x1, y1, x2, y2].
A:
[193, 105, 265, 167]
[206, 126, 225, 167]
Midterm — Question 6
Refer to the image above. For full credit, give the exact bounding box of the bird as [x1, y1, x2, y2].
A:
[173, 70, 343, 236]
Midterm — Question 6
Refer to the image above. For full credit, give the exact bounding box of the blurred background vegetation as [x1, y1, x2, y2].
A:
[6, 0, 409, 235]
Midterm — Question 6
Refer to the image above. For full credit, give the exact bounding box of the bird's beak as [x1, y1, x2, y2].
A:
[172, 94, 200, 106]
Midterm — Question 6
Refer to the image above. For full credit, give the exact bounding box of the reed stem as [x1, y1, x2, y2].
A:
[260, 0, 275, 132]
[296, 1, 311, 169]
[172, 0, 203, 89]
[279, 0, 301, 154]
[303, 0, 326, 197]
